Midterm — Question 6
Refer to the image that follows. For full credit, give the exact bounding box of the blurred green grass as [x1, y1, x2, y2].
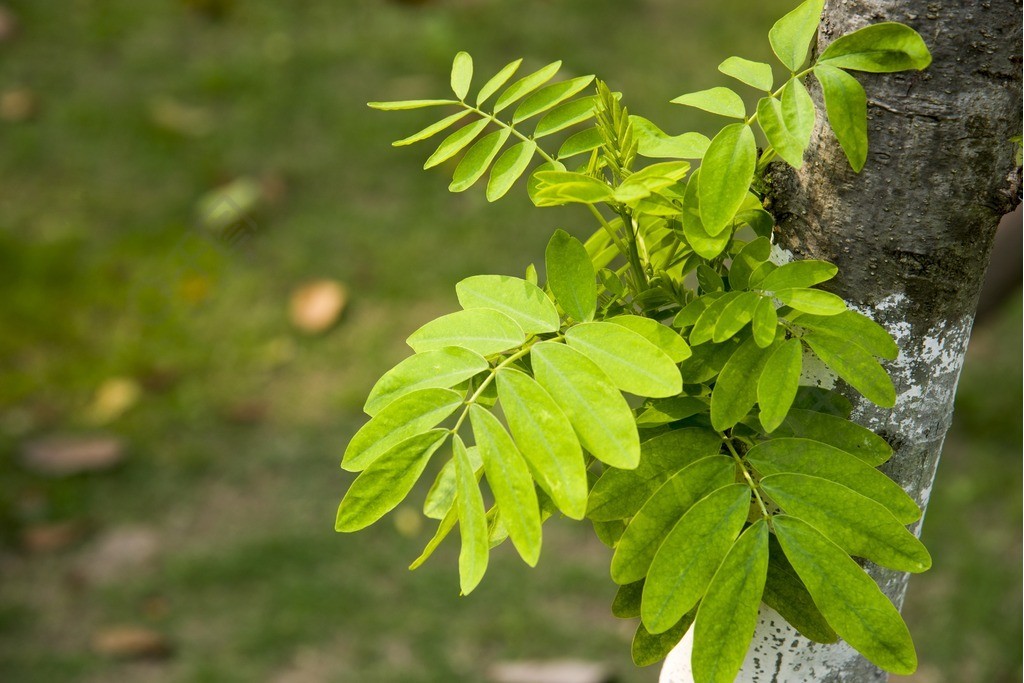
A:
[0, 1, 1019, 681]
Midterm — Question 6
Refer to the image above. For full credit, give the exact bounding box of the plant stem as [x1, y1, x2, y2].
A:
[721, 433, 770, 520]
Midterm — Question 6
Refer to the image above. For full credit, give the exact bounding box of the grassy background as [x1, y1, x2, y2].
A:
[0, 1, 1019, 681]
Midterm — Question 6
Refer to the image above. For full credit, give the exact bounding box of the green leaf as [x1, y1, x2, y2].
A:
[486, 140, 538, 201]
[476, 58, 522, 106]
[710, 336, 778, 431]
[336, 429, 448, 532]
[393, 110, 472, 147]
[757, 338, 803, 432]
[635, 396, 708, 427]
[533, 171, 613, 205]
[631, 115, 711, 159]
[641, 484, 750, 633]
[819, 23, 932, 73]
[612, 456, 736, 584]
[751, 297, 779, 348]
[671, 87, 746, 119]
[613, 580, 644, 619]
[758, 96, 806, 167]
[469, 405, 542, 566]
[364, 348, 487, 416]
[692, 520, 769, 683]
[531, 341, 639, 469]
[449, 128, 511, 192]
[696, 264, 724, 294]
[493, 61, 562, 114]
[424, 119, 490, 170]
[608, 315, 691, 363]
[450, 51, 473, 100]
[814, 63, 868, 172]
[763, 536, 839, 643]
[632, 612, 695, 667]
[768, 0, 825, 71]
[718, 56, 774, 91]
[513, 76, 595, 123]
[761, 473, 931, 572]
[545, 229, 597, 322]
[776, 288, 848, 315]
[407, 308, 526, 357]
[565, 322, 682, 398]
[535, 96, 599, 138]
[699, 123, 757, 236]
[712, 291, 761, 343]
[690, 292, 743, 345]
[456, 274, 559, 335]
[775, 408, 892, 466]
[409, 505, 457, 570]
[679, 337, 744, 385]
[343, 388, 463, 471]
[728, 236, 771, 291]
[758, 260, 838, 291]
[745, 438, 920, 523]
[792, 310, 898, 360]
[453, 435, 489, 595]
[792, 386, 852, 417]
[773, 515, 918, 674]
[681, 172, 731, 260]
[368, 99, 458, 111]
[674, 292, 720, 330]
[587, 427, 723, 521]
[422, 446, 482, 520]
[496, 368, 588, 519]
[557, 127, 605, 159]
[781, 78, 816, 151]
[803, 332, 896, 407]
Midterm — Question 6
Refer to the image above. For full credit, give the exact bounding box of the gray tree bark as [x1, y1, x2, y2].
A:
[662, 0, 1021, 681]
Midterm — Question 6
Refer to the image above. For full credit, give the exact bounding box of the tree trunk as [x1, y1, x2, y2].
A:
[661, 0, 1022, 681]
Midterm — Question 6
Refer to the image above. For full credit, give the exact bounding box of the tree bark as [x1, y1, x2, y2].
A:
[661, 0, 1021, 681]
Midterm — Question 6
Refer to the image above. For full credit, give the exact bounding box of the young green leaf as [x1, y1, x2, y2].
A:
[776, 288, 848, 315]
[728, 236, 772, 291]
[557, 127, 605, 159]
[613, 580, 645, 619]
[760, 473, 931, 572]
[486, 140, 538, 201]
[456, 274, 559, 335]
[566, 322, 682, 398]
[710, 336, 778, 431]
[631, 115, 711, 159]
[792, 310, 899, 360]
[674, 292, 721, 330]
[469, 405, 542, 566]
[763, 537, 839, 643]
[611, 456, 736, 584]
[545, 229, 597, 322]
[493, 61, 562, 114]
[768, 0, 825, 71]
[343, 388, 463, 471]
[699, 123, 757, 236]
[689, 292, 743, 345]
[393, 110, 472, 147]
[818, 23, 932, 73]
[407, 308, 525, 357]
[758, 96, 806, 167]
[781, 78, 816, 152]
[531, 341, 640, 469]
[496, 368, 587, 519]
[641, 484, 750, 634]
[450, 128, 511, 192]
[476, 58, 523, 106]
[671, 87, 746, 119]
[513, 75, 595, 123]
[775, 408, 892, 466]
[758, 259, 838, 291]
[534, 96, 599, 138]
[368, 99, 458, 111]
[635, 396, 708, 427]
[745, 437, 920, 523]
[814, 63, 869, 172]
[719, 56, 774, 91]
[773, 515, 918, 674]
[423, 445, 482, 520]
[424, 119, 491, 169]
[757, 337, 803, 432]
[587, 427, 723, 521]
[803, 332, 896, 407]
[336, 429, 448, 532]
[632, 611, 696, 667]
[410, 505, 457, 570]
[751, 297, 779, 348]
[692, 520, 769, 683]
[453, 434, 489, 595]
[712, 291, 761, 342]
[364, 347, 487, 416]
[451, 51, 473, 100]
[608, 315, 692, 363]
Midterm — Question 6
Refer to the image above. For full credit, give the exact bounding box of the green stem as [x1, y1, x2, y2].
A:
[464, 103, 559, 164]
[721, 434, 770, 521]
[618, 207, 649, 293]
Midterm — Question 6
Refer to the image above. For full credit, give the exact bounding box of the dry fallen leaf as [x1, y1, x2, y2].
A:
[289, 280, 348, 334]
[92, 626, 172, 660]
[0, 87, 37, 122]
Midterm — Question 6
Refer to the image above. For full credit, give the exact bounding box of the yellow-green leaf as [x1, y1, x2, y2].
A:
[364, 347, 487, 416]
[449, 128, 511, 192]
[456, 274, 559, 335]
[450, 51, 473, 100]
[757, 338, 803, 432]
[566, 322, 682, 398]
[453, 434, 489, 594]
[698, 123, 757, 236]
[671, 87, 746, 119]
[407, 308, 526, 357]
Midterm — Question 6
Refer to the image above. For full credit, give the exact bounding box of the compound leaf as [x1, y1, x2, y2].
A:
[776, 288, 848, 315]
[758, 260, 838, 291]
[513, 75, 595, 123]
[633, 611, 696, 667]
[608, 315, 692, 363]
[763, 536, 838, 643]
[781, 77, 816, 151]
[535, 96, 599, 138]
[728, 236, 772, 291]
[494, 60, 562, 113]
[775, 408, 892, 466]
[450, 128, 511, 192]
[557, 127, 605, 159]
[752, 297, 779, 348]
[424, 119, 491, 170]
[758, 96, 806, 167]
[631, 115, 711, 159]
[477, 58, 523, 106]
[792, 310, 898, 360]
[393, 110, 472, 147]
[368, 98, 458, 111]
[486, 140, 538, 201]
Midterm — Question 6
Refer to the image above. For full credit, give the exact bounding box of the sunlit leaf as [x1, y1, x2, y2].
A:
[494, 61, 562, 113]
[718, 56, 774, 91]
[393, 110, 471, 147]
[456, 274, 559, 335]
[513, 75, 595, 123]
[407, 308, 526, 357]
[768, 0, 825, 71]
[453, 434, 489, 594]
[545, 229, 597, 322]
[450, 128, 511, 192]
[671, 87, 746, 119]
[424, 119, 491, 170]
[814, 63, 868, 172]
[803, 332, 895, 407]
[819, 23, 932, 72]
[710, 336, 778, 431]
[451, 51, 473, 100]
[477, 58, 523, 106]
[757, 337, 803, 432]
[566, 322, 682, 398]
[364, 348, 487, 416]
[699, 123, 757, 236]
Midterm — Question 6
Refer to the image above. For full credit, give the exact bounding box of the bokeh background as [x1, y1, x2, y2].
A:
[0, 1, 1019, 682]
